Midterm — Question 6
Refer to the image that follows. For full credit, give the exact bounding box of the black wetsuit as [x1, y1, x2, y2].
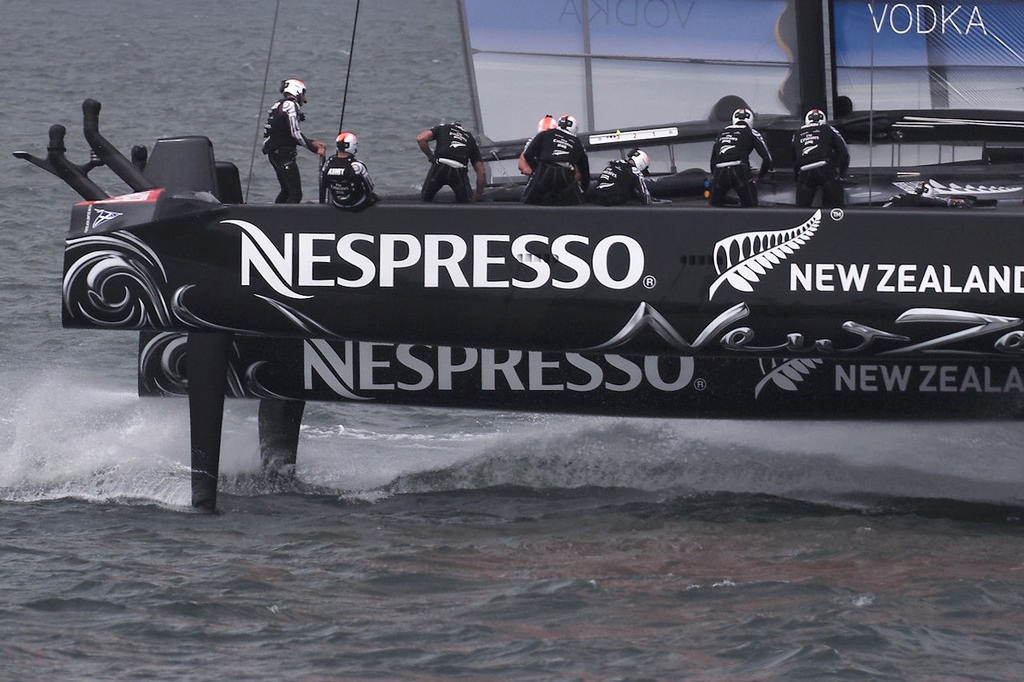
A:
[708, 123, 772, 207]
[587, 159, 651, 206]
[320, 155, 378, 211]
[792, 123, 850, 208]
[521, 128, 590, 205]
[263, 96, 319, 203]
[421, 124, 482, 203]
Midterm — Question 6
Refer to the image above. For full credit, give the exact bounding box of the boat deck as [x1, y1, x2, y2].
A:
[383, 190, 1024, 212]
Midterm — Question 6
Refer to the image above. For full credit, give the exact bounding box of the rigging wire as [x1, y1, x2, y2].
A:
[244, 0, 282, 203]
[337, 0, 361, 134]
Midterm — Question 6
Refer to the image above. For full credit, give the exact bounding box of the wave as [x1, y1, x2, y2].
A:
[371, 416, 1024, 505]
[3, 372, 1023, 511]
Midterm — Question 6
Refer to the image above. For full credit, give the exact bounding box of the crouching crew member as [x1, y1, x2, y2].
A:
[520, 114, 590, 205]
[587, 148, 652, 205]
[518, 114, 557, 175]
[417, 120, 486, 202]
[792, 108, 850, 208]
[708, 108, 772, 207]
[320, 132, 379, 211]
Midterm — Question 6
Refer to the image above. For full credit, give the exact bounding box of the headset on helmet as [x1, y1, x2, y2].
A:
[804, 109, 826, 126]
[627, 148, 650, 173]
[281, 78, 307, 101]
[336, 132, 358, 155]
[537, 114, 556, 132]
[557, 114, 578, 135]
[731, 108, 753, 126]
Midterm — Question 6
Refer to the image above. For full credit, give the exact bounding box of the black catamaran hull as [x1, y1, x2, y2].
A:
[140, 332, 1024, 420]
[65, 196, 1024, 360]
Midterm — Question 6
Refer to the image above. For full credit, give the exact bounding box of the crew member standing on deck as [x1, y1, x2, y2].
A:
[707, 108, 772, 207]
[320, 132, 379, 211]
[587, 148, 653, 206]
[417, 120, 486, 202]
[792, 109, 850, 208]
[262, 78, 326, 203]
[520, 114, 590, 205]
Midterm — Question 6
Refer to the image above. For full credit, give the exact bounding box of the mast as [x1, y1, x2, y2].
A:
[581, 0, 595, 133]
[337, 0, 361, 134]
[793, 0, 828, 114]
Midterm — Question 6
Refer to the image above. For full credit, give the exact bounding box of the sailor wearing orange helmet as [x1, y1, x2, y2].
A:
[320, 132, 378, 211]
[519, 114, 590, 205]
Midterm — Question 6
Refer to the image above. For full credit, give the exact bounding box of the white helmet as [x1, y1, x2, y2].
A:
[336, 132, 358, 155]
[557, 114, 578, 135]
[732, 108, 753, 126]
[804, 109, 826, 126]
[537, 114, 556, 132]
[281, 78, 307, 100]
[627, 148, 650, 173]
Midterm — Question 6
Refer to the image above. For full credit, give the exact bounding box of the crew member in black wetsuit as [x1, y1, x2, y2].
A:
[320, 132, 379, 211]
[417, 121, 486, 202]
[792, 108, 850, 208]
[587, 148, 652, 206]
[518, 115, 556, 175]
[262, 78, 326, 203]
[708, 108, 772, 207]
[520, 114, 590, 205]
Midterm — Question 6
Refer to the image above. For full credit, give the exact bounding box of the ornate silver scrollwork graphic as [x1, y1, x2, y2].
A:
[63, 232, 173, 327]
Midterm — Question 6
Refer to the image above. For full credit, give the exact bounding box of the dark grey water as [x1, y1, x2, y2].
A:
[4, 1, 1024, 679]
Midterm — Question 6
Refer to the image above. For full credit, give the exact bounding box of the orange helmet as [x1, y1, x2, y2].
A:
[536, 114, 556, 132]
[336, 132, 358, 154]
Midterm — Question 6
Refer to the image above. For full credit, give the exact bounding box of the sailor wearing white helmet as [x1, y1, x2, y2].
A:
[707, 107, 772, 207]
[792, 108, 850, 208]
[262, 78, 327, 203]
[587, 148, 653, 206]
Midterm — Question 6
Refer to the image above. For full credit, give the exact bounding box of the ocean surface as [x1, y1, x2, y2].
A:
[3, 1, 1024, 680]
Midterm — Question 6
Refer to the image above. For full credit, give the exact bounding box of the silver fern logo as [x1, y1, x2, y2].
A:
[708, 210, 822, 300]
[753, 358, 824, 398]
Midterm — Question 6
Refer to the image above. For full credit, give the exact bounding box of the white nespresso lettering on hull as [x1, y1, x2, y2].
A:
[790, 263, 1024, 294]
[228, 220, 646, 294]
[304, 339, 695, 398]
